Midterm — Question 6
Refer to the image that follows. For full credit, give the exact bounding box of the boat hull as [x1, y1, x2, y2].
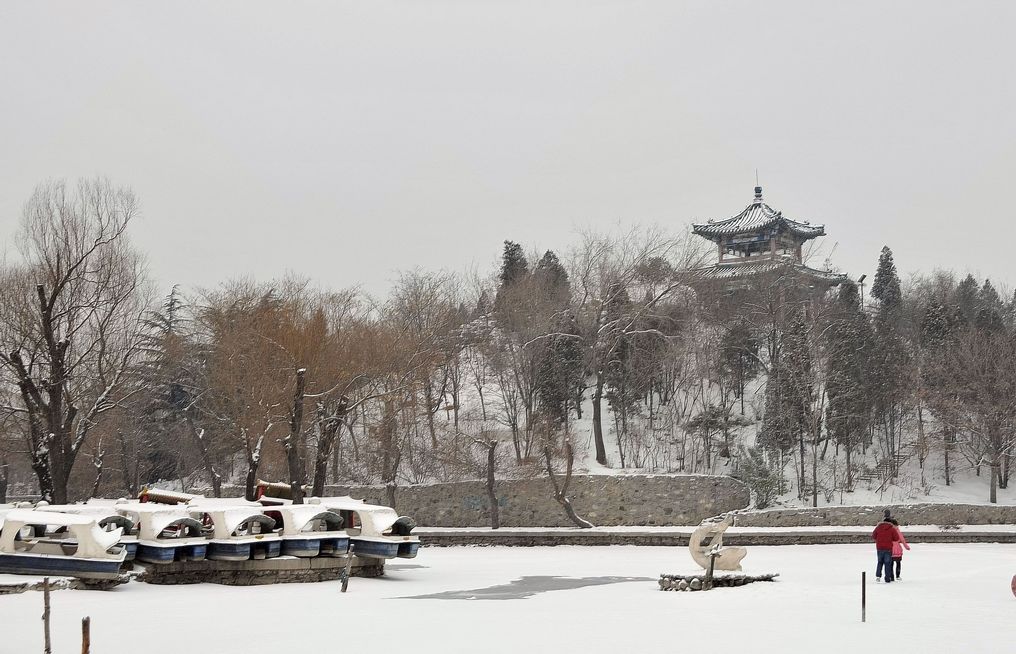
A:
[207, 539, 281, 561]
[397, 541, 420, 559]
[350, 538, 400, 559]
[136, 544, 175, 564]
[318, 536, 350, 557]
[136, 543, 207, 564]
[281, 538, 320, 558]
[0, 552, 124, 580]
[178, 543, 207, 562]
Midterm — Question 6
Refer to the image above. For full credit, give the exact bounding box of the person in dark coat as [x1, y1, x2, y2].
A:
[872, 509, 897, 583]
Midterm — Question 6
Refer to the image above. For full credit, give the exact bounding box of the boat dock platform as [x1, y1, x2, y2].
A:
[137, 553, 382, 585]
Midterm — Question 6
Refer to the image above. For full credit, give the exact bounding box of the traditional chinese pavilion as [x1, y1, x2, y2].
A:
[691, 186, 847, 289]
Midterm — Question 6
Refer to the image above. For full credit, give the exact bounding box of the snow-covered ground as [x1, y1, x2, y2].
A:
[3, 544, 1013, 653]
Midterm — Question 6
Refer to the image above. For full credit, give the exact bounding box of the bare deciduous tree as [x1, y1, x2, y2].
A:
[0, 178, 149, 503]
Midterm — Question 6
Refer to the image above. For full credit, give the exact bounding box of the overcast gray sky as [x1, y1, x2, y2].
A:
[2, 1, 1015, 298]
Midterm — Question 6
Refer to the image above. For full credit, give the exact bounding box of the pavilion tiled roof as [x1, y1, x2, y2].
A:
[693, 187, 826, 241]
[690, 260, 848, 285]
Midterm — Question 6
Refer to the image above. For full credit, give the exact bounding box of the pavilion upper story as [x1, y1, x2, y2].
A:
[690, 186, 847, 287]
[693, 186, 826, 264]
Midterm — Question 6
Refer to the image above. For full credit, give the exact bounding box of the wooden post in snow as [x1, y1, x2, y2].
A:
[341, 553, 353, 593]
[861, 571, 866, 622]
[705, 549, 718, 590]
[81, 616, 91, 653]
[42, 577, 51, 654]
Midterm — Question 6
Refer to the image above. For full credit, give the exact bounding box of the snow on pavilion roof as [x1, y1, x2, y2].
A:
[693, 187, 826, 242]
[691, 260, 848, 285]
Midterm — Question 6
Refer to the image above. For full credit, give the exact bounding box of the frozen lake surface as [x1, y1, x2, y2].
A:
[3, 544, 1013, 653]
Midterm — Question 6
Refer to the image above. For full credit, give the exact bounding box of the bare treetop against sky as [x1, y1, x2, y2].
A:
[2, 2, 1015, 296]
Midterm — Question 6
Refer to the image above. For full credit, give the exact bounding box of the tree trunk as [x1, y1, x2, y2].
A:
[424, 381, 438, 448]
[1001, 450, 1011, 490]
[0, 461, 8, 503]
[592, 372, 607, 466]
[845, 439, 853, 490]
[811, 439, 818, 508]
[798, 428, 806, 498]
[312, 438, 333, 498]
[484, 441, 500, 529]
[188, 419, 221, 497]
[916, 399, 927, 487]
[244, 462, 259, 502]
[385, 482, 397, 510]
[543, 440, 593, 529]
[990, 458, 999, 504]
[312, 397, 348, 497]
[943, 431, 951, 486]
[115, 431, 137, 497]
[89, 448, 104, 499]
[285, 369, 308, 504]
[50, 464, 70, 505]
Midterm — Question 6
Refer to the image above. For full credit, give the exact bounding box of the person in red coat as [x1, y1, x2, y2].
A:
[889, 518, 911, 580]
[872, 509, 898, 583]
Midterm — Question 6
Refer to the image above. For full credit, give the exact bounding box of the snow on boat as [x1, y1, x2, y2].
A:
[187, 502, 281, 561]
[0, 509, 127, 580]
[260, 504, 349, 558]
[307, 496, 419, 560]
[137, 487, 200, 505]
[35, 504, 138, 561]
[113, 503, 207, 564]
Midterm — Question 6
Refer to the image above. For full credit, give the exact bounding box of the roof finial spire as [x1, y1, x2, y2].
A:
[753, 170, 763, 203]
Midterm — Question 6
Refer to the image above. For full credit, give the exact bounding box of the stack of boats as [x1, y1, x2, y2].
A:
[0, 485, 420, 581]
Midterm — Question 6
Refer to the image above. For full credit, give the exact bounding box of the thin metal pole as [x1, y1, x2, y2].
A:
[81, 616, 91, 654]
[861, 571, 866, 622]
[43, 577, 52, 654]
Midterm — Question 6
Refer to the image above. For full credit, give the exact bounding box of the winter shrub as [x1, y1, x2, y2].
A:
[736, 446, 783, 509]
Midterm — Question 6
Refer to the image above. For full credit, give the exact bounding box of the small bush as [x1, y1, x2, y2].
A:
[737, 446, 783, 509]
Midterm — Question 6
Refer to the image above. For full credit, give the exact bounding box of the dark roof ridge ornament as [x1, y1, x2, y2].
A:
[753, 185, 763, 204]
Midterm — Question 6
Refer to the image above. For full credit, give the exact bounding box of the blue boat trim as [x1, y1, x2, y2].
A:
[397, 541, 420, 559]
[318, 537, 350, 556]
[282, 538, 320, 557]
[136, 545, 176, 564]
[179, 544, 207, 562]
[0, 553, 124, 580]
[350, 538, 400, 559]
[207, 542, 252, 561]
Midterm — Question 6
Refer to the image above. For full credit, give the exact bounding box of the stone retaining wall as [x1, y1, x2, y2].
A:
[416, 529, 1016, 547]
[11, 474, 749, 527]
[324, 474, 750, 527]
[731, 503, 1016, 527]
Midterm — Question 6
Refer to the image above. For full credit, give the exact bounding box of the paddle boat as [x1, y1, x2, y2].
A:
[35, 503, 138, 561]
[307, 496, 419, 560]
[113, 503, 207, 564]
[259, 504, 348, 557]
[186, 501, 282, 561]
[0, 509, 127, 579]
